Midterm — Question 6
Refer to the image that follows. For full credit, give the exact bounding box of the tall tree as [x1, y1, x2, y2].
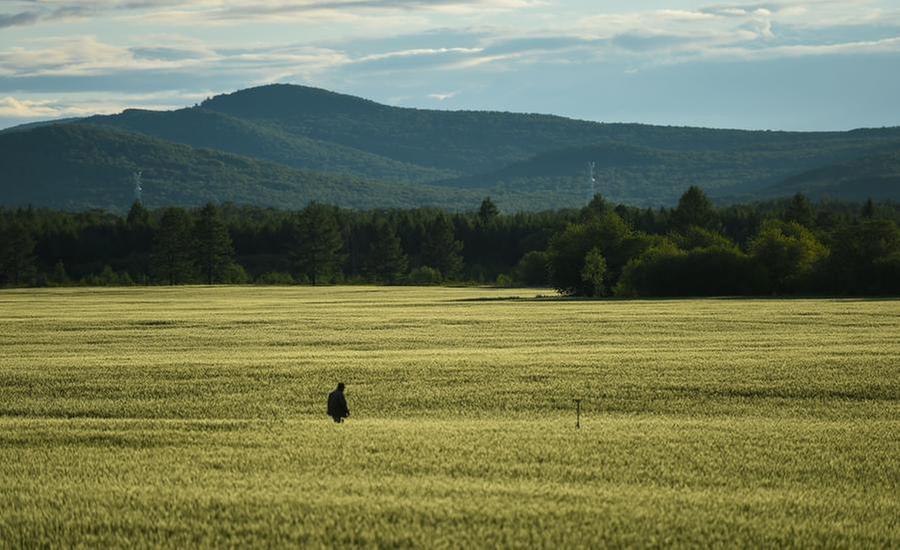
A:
[671, 186, 717, 230]
[783, 193, 815, 227]
[194, 203, 235, 285]
[750, 220, 827, 293]
[151, 208, 195, 285]
[862, 198, 876, 219]
[364, 219, 408, 283]
[478, 197, 499, 226]
[0, 221, 35, 286]
[126, 201, 150, 227]
[292, 202, 344, 285]
[421, 214, 463, 278]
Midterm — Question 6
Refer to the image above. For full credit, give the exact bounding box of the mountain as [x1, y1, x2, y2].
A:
[0, 124, 483, 212]
[434, 139, 900, 204]
[765, 151, 900, 201]
[4, 83, 900, 211]
[82, 108, 455, 184]
[198, 85, 900, 177]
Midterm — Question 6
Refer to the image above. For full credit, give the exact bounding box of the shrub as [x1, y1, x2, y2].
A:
[407, 266, 443, 285]
[256, 271, 295, 285]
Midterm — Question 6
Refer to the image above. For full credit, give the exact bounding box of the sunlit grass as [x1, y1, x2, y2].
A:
[0, 287, 898, 546]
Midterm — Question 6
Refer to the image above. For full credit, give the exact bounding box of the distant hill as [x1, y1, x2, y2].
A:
[765, 151, 900, 201]
[198, 85, 900, 178]
[436, 140, 900, 204]
[4, 83, 900, 210]
[0, 124, 483, 212]
[83, 108, 455, 184]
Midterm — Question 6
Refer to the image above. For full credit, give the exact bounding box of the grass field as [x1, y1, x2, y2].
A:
[0, 286, 898, 547]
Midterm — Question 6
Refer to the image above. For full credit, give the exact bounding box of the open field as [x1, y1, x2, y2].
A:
[0, 287, 898, 547]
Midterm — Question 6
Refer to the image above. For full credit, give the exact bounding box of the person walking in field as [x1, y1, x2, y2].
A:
[328, 383, 350, 423]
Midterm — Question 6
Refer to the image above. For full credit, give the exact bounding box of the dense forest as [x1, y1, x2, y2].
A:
[2, 190, 898, 296]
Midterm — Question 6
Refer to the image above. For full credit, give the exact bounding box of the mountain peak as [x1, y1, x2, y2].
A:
[200, 83, 386, 119]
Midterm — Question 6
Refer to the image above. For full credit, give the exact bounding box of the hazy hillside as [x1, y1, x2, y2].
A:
[84, 108, 456, 184]
[0, 124, 483, 212]
[200, 84, 900, 178]
[4, 84, 900, 210]
[765, 151, 900, 201]
[438, 140, 900, 204]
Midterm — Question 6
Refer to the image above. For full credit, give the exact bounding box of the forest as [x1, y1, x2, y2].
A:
[2, 189, 898, 296]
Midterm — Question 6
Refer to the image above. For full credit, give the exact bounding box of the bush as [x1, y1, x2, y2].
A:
[513, 251, 549, 286]
[222, 263, 250, 284]
[407, 266, 443, 285]
[616, 243, 762, 297]
[256, 271, 295, 285]
[495, 274, 514, 288]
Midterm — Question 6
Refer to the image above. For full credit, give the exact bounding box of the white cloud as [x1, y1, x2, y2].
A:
[0, 97, 61, 118]
[427, 91, 457, 100]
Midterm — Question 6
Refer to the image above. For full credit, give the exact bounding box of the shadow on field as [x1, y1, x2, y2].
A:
[662, 385, 898, 402]
[453, 295, 900, 303]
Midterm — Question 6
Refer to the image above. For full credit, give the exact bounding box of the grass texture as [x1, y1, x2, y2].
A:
[0, 287, 897, 547]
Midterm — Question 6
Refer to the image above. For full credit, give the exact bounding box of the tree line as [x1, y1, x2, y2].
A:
[1, 190, 898, 296]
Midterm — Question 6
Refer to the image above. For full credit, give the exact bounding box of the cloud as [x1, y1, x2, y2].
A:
[427, 91, 456, 100]
[0, 97, 60, 118]
[1, 0, 898, 130]
[0, 11, 40, 29]
[0, 0, 543, 28]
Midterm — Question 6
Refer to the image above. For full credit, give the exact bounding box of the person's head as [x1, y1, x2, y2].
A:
[337, 382, 345, 392]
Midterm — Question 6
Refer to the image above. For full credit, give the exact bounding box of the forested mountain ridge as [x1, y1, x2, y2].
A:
[82, 107, 456, 184]
[764, 150, 900, 201]
[3, 83, 900, 210]
[436, 139, 900, 204]
[199, 85, 900, 179]
[0, 124, 483, 212]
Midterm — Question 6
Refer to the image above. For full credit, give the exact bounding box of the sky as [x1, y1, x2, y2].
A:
[1, 0, 899, 131]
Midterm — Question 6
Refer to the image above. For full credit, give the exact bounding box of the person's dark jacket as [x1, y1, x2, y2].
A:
[327, 389, 349, 420]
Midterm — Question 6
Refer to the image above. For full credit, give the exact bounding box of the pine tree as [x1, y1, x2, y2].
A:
[292, 202, 344, 285]
[50, 260, 69, 285]
[862, 198, 876, 219]
[0, 221, 36, 286]
[421, 214, 463, 278]
[126, 201, 150, 227]
[194, 203, 235, 285]
[478, 197, 499, 226]
[783, 193, 815, 227]
[151, 208, 195, 285]
[672, 186, 717, 230]
[365, 219, 408, 283]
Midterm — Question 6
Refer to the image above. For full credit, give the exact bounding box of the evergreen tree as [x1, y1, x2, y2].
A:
[0, 221, 35, 286]
[151, 208, 195, 285]
[478, 197, 499, 226]
[50, 260, 69, 285]
[671, 186, 717, 230]
[862, 198, 876, 219]
[783, 193, 815, 227]
[292, 202, 344, 285]
[421, 214, 463, 278]
[194, 203, 235, 285]
[364, 219, 408, 283]
[126, 201, 150, 227]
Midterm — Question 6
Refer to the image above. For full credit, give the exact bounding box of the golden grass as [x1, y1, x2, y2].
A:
[0, 287, 897, 547]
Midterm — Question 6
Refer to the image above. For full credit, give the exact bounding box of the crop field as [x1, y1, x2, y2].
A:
[0, 286, 898, 547]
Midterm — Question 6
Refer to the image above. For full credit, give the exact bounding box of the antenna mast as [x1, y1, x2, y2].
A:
[587, 161, 596, 203]
[133, 170, 143, 204]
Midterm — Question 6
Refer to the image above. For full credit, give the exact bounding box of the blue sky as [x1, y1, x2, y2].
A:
[1, 0, 899, 130]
